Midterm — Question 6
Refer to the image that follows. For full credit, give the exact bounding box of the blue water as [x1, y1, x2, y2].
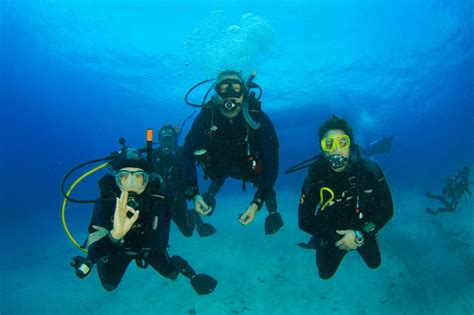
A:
[1, 0, 473, 314]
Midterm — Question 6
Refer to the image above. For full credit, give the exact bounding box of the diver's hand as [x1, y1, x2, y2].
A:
[87, 225, 109, 247]
[335, 230, 359, 251]
[193, 194, 212, 216]
[239, 203, 259, 225]
[110, 191, 140, 240]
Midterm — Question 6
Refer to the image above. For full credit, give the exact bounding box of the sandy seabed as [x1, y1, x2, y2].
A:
[2, 189, 473, 315]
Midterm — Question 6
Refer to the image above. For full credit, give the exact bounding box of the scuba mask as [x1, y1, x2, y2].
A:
[215, 78, 245, 99]
[115, 169, 150, 193]
[321, 134, 350, 152]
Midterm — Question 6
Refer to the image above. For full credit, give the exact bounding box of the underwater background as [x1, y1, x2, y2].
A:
[1, 0, 473, 314]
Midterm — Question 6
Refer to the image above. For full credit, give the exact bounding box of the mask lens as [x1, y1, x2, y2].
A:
[117, 171, 131, 184]
[231, 83, 241, 93]
[321, 137, 335, 152]
[337, 135, 350, 149]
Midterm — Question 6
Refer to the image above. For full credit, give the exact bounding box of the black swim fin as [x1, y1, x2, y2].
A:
[425, 208, 438, 215]
[264, 212, 283, 235]
[297, 236, 317, 249]
[202, 192, 216, 216]
[171, 255, 217, 295]
[190, 274, 218, 295]
[196, 223, 217, 237]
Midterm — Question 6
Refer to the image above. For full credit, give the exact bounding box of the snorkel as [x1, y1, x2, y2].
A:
[242, 72, 260, 129]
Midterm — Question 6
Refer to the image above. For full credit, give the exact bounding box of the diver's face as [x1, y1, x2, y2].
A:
[216, 74, 244, 119]
[115, 167, 149, 194]
[321, 129, 350, 172]
[159, 134, 177, 151]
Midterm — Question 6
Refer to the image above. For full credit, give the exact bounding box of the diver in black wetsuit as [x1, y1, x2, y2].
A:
[153, 125, 216, 237]
[182, 70, 283, 235]
[297, 115, 393, 279]
[71, 148, 217, 294]
[425, 166, 472, 215]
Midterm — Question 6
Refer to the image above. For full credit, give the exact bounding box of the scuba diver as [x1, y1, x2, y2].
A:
[64, 134, 217, 294]
[152, 124, 216, 237]
[182, 70, 283, 235]
[425, 166, 472, 215]
[289, 115, 393, 279]
[361, 136, 393, 157]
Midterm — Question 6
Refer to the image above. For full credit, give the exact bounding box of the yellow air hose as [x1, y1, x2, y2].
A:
[61, 162, 109, 253]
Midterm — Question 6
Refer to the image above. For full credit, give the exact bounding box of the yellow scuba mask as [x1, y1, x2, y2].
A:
[320, 134, 350, 152]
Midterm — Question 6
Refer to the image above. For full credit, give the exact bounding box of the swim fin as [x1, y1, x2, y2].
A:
[193, 210, 216, 237]
[196, 223, 217, 237]
[171, 255, 217, 295]
[297, 236, 317, 249]
[425, 208, 438, 215]
[190, 274, 218, 295]
[264, 212, 283, 235]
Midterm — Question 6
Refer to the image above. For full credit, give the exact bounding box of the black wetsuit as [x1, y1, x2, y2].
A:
[298, 156, 393, 279]
[183, 103, 279, 207]
[87, 174, 176, 291]
[153, 146, 213, 237]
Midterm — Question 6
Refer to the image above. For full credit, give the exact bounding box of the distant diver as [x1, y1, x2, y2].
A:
[152, 124, 216, 237]
[361, 136, 393, 157]
[426, 166, 472, 215]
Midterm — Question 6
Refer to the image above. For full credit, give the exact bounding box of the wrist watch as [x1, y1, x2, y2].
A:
[354, 230, 364, 245]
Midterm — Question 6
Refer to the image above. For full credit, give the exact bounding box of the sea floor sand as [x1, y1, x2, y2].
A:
[2, 189, 473, 314]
